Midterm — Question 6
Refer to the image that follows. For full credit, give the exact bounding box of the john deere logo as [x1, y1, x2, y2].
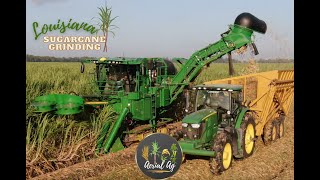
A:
[135, 133, 183, 179]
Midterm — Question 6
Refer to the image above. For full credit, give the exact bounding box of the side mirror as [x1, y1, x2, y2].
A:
[80, 62, 85, 73]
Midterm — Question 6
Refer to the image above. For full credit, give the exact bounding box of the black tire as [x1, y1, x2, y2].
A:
[209, 132, 233, 174]
[240, 114, 256, 158]
[263, 119, 278, 145]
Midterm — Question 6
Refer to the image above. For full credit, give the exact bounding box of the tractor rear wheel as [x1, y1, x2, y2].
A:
[240, 114, 256, 158]
[209, 132, 233, 175]
[263, 119, 278, 145]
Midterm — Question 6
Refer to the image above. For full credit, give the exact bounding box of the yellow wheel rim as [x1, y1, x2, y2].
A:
[245, 124, 254, 154]
[272, 126, 276, 140]
[182, 154, 185, 162]
[223, 143, 232, 169]
[279, 123, 284, 137]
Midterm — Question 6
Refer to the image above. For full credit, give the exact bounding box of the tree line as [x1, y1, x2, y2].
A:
[26, 55, 95, 62]
[26, 54, 294, 63]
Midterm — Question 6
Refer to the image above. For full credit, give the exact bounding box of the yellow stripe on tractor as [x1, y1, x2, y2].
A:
[84, 101, 108, 105]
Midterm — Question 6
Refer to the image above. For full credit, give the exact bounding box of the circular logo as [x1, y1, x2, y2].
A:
[135, 133, 183, 179]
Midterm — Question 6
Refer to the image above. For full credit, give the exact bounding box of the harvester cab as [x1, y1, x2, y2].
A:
[95, 58, 138, 94]
[81, 57, 178, 97]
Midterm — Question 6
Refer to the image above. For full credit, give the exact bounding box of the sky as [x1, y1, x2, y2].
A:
[26, 0, 294, 60]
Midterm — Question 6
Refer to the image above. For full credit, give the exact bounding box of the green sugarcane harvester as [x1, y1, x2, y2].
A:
[32, 13, 267, 156]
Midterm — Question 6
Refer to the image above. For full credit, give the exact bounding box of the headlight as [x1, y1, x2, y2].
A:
[191, 123, 200, 128]
[182, 123, 188, 127]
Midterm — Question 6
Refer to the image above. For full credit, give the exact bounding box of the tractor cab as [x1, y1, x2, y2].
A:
[193, 84, 243, 114]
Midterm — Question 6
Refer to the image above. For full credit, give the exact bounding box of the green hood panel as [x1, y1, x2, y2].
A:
[182, 109, 217, 124]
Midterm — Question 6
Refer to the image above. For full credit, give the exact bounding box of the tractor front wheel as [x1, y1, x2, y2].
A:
[209, 132, 233, 174]
[240, 114, 256, 158]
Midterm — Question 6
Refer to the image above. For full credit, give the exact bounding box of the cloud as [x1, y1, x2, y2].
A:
[32, 0, 69, 6]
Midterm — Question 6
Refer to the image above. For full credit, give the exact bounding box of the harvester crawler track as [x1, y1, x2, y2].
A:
[123, 120, 182, 147]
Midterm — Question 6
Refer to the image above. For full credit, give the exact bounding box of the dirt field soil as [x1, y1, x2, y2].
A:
[31, 105, 294, 180]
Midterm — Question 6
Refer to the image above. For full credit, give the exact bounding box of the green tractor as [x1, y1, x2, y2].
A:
[178, 84, 255, 174]
[178, 69, 294, 174]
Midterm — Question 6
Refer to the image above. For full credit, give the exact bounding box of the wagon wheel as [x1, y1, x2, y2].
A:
[263, 119, 278, 145]
[240, 113, 256, 158]
[209, 132, 233, 175]
[277, 116, 285, 138]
